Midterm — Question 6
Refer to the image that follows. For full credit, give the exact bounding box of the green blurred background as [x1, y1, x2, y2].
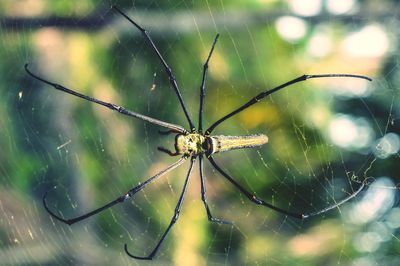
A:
[0, 0, 399, 265]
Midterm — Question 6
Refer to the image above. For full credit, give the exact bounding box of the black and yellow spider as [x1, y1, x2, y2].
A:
[25, 6, 371, 260]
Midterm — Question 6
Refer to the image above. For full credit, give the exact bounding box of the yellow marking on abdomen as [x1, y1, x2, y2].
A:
[209, 134, 268, 154]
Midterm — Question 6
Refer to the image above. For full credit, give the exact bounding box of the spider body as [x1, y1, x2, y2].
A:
[25, 5, 371, 260]
[173, 133, 268, 156]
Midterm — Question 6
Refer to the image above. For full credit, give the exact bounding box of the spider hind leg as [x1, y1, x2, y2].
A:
[199, 155, 233, 225]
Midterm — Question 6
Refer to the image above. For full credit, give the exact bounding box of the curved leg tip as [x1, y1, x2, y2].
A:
[124, 243, 153, 260]
[42, 188, 72, 225]
[24, 63, 33, 75]
[157, 146, 179, 156]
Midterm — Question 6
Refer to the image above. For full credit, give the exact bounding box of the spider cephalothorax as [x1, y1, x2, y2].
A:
[175, 133, 207, 156]
[25, 5, 371, 261]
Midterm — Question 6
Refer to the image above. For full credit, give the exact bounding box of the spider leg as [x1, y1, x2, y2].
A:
[302, 180, 365, 218]
[125, 156, 196, 260]
[199, 34, 219, 133]
[206, 73, 372, 134]
[43, 157, 187, 225]
[113, 6, 195, 131]
[157, 146, 180, 156]
[199, 155, 232, 225]
[25, 64, 187, 134]
[208, 156, 365, 219]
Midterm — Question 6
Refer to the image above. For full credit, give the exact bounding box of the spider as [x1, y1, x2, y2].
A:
[25, 6, 371, 260]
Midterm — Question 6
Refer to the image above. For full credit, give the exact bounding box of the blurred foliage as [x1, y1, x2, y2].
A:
[0, 0, 399, 265]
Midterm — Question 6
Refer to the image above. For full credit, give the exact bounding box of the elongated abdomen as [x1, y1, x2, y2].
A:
[208, 134, 268, 154]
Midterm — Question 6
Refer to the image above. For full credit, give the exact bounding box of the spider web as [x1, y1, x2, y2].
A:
[1, 0, 400, 265]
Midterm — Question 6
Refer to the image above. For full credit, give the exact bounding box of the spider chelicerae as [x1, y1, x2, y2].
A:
[25, 6, 372, 260]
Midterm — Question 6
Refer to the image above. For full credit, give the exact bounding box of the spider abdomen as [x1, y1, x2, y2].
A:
[208, 134, 268, 154]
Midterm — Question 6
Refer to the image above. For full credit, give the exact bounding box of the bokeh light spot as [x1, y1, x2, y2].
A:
[342, 24, 390, 58]
[348, 177, 395, 224]
[275, 16, 307, 42]
[328, 114, 373, 149]
[307, 31, 333, 58]
[326, 0, 356, 15]
[287, 0, 322, 16]
[372, 133, 400, 159]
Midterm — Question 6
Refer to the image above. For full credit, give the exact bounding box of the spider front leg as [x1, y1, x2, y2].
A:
[199, 155, 232, 225]
[113, 5, 195, 131]
[206, 74, 372, 134]
[24, 64, 187, 134]
[125, 156, 196, 260]
[198, 34, 219, 132]
[43, 157, 187, 225]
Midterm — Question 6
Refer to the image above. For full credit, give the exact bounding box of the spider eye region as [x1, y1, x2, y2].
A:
[174, 133, 207, 155]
